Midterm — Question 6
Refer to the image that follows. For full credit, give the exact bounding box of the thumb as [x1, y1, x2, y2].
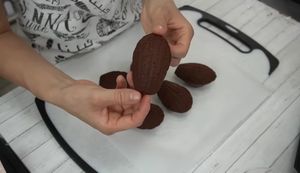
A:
[151, 15, 168, 35]
[101, 89, 141, 106]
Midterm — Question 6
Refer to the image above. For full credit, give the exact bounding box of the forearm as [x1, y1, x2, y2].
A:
[0, 31, 74, 103]
[0, 1, 74, 103]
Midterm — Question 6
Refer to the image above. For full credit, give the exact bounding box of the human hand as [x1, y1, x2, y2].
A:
[53, 78, 151, 135]
[141, 0, 194, 67]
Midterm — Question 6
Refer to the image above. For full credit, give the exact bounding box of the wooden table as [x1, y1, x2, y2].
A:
[0, 0, 299, 172]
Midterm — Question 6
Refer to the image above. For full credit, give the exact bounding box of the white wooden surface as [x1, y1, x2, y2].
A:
[0, 0, 300, 172]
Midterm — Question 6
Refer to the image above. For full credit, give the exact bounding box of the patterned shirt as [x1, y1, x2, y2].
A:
[16, 0, 142, 63]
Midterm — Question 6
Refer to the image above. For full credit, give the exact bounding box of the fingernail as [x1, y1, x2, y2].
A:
[130, 93, 141, 101]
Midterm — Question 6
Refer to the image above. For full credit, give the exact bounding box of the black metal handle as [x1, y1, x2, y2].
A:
[179, 5, 279, 75]
[35, 98, 97, 173]
[295, 138, 300, 172]
[0, 136, 30, 173]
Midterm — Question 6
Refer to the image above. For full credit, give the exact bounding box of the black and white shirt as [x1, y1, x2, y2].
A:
[16, 0, 142, 63]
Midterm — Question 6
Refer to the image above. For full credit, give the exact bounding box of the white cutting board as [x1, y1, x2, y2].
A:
[45, 10, 273, 173]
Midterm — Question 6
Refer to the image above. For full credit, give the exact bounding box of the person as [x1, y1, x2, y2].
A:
[0, 0, 194, 135]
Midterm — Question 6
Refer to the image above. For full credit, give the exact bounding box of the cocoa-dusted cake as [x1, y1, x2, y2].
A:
[175, 63, 216, 87]
[131, 33, 171, 95]
[158, 80, 193, 113]
[99, 71, 127, 89]
[138, 104, 164, 129]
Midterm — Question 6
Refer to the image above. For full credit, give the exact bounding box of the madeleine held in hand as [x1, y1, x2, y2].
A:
[131, 33, 171, 95]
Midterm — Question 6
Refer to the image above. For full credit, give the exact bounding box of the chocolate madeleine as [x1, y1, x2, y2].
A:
[132, 33, 171, 94]
[99, 71, 127, 89]
[175, 63, 216, 87]
[138, 104, 164, 129]
[158, 80, 193, 113]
